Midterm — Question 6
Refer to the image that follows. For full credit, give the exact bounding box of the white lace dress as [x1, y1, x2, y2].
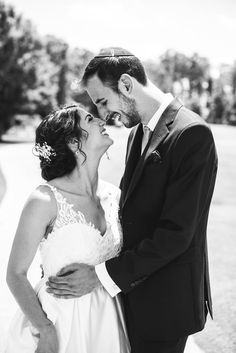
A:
[6, 181, 130, 353]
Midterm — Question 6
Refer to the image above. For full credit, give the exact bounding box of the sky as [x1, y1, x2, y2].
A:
[4, 0, 236, 67]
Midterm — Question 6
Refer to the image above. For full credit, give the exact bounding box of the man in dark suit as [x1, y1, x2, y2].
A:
[47, 48, 218, 353]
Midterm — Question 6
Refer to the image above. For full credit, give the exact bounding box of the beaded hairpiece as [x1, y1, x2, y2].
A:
[33, 142, 56, 163]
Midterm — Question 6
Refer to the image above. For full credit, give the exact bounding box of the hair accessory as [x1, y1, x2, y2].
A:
[33, 142, 56, 162]
[95, 47, 135, 58]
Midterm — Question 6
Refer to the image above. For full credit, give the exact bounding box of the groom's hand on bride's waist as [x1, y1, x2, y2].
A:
[46, 263, 101, 299]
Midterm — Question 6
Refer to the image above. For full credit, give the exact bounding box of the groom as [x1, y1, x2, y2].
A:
[48, 48, 218, 352]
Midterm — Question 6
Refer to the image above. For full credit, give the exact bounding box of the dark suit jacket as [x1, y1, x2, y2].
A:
[105, 99, 218, 340]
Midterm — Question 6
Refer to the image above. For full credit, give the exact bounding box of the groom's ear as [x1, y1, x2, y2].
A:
[118, 74, 133, 96]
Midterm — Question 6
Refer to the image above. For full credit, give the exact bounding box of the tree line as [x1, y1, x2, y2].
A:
[1, 1, 236, 138]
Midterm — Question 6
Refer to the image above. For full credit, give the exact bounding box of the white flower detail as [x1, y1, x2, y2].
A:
[33, 142, 56, 163]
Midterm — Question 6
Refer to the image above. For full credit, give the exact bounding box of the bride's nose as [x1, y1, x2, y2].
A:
[97, 119, 105, 127]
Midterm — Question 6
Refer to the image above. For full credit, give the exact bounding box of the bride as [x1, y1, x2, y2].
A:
[6, 105, 130, 353]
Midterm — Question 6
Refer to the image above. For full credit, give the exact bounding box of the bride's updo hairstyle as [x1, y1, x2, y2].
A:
[34, 105, 87, 181]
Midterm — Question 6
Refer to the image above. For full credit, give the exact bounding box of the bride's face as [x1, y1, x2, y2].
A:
[77, 107, 113, 154]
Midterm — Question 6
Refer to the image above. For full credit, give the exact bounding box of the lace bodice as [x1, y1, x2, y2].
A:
[39, 181, 122, 277]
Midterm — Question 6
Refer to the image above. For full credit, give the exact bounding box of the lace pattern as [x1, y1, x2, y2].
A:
[44, 184, 95, 230]
[38, 182, 122, 273]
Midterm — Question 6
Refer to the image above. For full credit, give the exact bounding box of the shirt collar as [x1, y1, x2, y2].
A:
[144, 93, 174, 132]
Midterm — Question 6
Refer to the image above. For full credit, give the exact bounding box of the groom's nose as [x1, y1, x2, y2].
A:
[97, 118, 105, 126]
[97, 105, 108, 121]
[94, 116, 105, 126]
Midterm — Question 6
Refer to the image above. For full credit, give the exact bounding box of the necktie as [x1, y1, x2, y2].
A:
[141, 125, 152, 154]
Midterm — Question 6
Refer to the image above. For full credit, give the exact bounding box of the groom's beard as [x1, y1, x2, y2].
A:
[119, 93, 141, 128]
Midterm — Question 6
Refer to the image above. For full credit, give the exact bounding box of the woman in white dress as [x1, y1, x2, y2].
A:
[6, 105, 130, 353]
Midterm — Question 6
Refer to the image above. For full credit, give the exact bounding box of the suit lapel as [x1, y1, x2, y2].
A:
[122, 98, 183, 208]
[121, 123, 143, 204]
[125, 124, 142, 165]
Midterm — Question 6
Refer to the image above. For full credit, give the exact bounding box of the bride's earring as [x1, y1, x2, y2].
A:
[106, 151, 110, 160]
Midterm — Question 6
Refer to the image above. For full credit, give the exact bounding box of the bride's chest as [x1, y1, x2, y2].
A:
[40, 221, 121, 276]
[71, 197, 107, 236]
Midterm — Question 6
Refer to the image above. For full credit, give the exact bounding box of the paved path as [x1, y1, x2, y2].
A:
[0, 126, 208, 352]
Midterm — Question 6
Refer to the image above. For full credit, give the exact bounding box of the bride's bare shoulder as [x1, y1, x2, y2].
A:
[23, 185, 57, 219]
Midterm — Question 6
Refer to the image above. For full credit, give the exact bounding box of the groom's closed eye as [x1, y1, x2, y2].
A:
[96, 99, 107, 108]
[101, 100, 107, 107]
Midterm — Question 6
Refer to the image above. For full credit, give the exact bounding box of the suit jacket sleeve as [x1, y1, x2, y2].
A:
[105, 123, 218, 293]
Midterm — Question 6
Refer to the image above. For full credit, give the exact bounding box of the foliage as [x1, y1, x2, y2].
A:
[0, 1, 39, 134]
[44, 35, 69, 106]
[0, 1, 236, 138]
[0, 2, 69, 136]
[144, 49, 210, 94]
[67, 48, 94, 104]
[232, 62, 236, 95]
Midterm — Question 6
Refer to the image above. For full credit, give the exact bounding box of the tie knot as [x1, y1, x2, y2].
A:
[143, 125, 150, 132]
[143, 125, 152, 137]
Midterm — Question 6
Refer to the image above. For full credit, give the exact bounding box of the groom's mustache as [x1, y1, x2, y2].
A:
[105, 112, 121, 122]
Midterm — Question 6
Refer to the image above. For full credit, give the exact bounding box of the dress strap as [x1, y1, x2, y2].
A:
[41, 183, 66, 208]
[40, 183, 88, 229]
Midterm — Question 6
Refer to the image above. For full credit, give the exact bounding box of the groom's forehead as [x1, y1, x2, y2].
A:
[87, 76, 112, 101]
[87, 75, 106, 91]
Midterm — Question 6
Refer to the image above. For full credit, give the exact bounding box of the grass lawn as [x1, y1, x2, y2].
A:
[194, 125, 236, 353]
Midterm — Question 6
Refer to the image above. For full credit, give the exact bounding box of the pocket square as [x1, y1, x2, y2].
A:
[148, 150, 162, 163]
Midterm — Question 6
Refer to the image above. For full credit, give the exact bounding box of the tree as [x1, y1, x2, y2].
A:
[44, 35, 69, 106]
[67, 47, 94, 100]
[0, 1, 40, 135]
[188, 53, 210, 95]
[20, 47, 60, 117]
[144, 50, 210, 96]
[66, 47, 97, 113]
[232, 62, 236, 95]
[0, 2, 69, 137]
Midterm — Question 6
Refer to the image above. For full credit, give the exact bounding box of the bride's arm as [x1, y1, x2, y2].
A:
[6, 187, 57, 336]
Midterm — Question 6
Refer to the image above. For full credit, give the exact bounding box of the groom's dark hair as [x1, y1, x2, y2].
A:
[81, 47, 147, 92]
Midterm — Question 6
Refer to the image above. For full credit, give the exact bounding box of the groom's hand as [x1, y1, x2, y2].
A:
[46, 263, 101, 299]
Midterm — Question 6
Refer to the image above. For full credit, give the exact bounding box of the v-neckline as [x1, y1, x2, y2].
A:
[47, 183, 108, 237]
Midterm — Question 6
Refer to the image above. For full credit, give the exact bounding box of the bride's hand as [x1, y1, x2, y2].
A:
[35, 323, 59, 353]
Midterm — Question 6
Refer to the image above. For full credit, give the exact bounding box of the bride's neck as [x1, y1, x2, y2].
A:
[64, 155, 100, 197]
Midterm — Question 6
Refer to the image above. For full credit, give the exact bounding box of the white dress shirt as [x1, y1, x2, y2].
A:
[145, 93, 174, 132]
[95, 93, 174, 297]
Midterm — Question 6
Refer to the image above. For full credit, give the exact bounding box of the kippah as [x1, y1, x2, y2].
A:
[95, 47, 135, 58]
